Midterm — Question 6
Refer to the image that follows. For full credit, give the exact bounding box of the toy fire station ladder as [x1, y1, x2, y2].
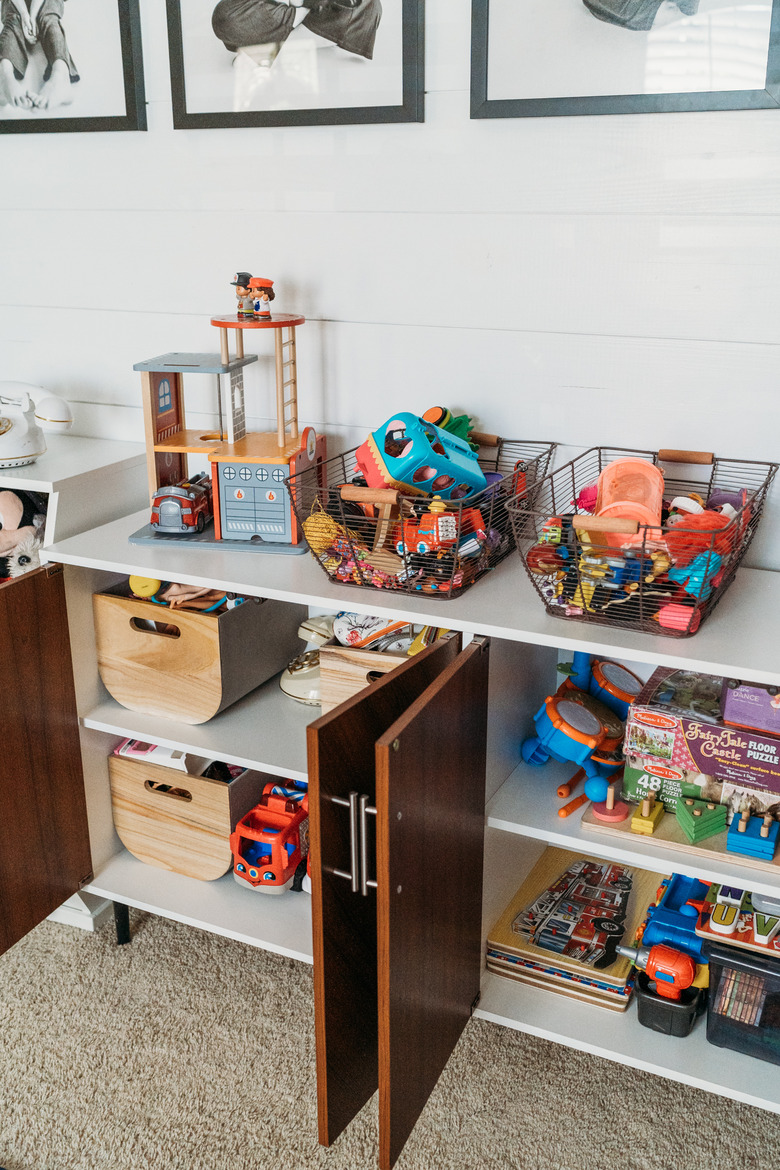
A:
[275, 323, 299, 448]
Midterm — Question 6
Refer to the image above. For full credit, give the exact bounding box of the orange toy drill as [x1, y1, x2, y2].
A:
[617, 943, 696, 1001]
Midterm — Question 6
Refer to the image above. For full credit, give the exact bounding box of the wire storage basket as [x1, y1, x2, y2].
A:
[287, 436, 556, 599]
[507, 446, 777, 637]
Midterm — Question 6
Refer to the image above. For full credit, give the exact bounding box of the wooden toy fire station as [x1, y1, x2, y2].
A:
[132, 303, 325, 551]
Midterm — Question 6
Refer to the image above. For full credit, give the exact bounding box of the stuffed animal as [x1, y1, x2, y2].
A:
[0, 489, 47, 579]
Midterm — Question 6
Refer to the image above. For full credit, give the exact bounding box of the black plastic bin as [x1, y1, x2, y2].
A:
[705, 941, 780, 1066]
[634, 971, 706, 1037]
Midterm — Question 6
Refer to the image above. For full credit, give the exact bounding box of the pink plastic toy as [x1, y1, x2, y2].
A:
[595, 458, 664, 548]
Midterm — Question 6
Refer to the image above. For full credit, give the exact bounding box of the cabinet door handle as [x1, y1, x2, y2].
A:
[359, 794, 377, 897]
[330, 791, 360, 893]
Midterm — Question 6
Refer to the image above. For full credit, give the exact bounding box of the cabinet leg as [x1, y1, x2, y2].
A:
[113, 901, 131, 946]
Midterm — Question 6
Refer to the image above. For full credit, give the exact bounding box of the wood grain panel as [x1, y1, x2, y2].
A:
[307, 632, 462, 1149]
[0, 567, 92, 955]
[375, 638, 490, 1170]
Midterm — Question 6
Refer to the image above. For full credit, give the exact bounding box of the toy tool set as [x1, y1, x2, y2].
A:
[508, 446, 777, 637]
[286, 408, 554, 597]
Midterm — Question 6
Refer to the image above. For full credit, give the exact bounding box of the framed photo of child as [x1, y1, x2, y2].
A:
[471, 0, 780, 118]
[165, 0, 424, 128]
[0, 0, 146, 132]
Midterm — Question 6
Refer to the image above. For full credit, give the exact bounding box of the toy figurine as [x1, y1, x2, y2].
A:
[250, 276, 275, 318]
[231, 271, 254, 318]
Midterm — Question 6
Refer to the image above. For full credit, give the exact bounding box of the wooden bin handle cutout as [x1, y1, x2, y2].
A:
[129, 617, 181, 638]
[144, 780, 192, 802]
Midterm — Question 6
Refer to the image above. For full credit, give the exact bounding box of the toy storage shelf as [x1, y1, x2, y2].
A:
[45, 509, 780, 1120]
[84, 851, 313, 964]
[83, 675, 311, 783]
[48, 508, 780, 685]
[487, 758, 780, 900]
[478, 833, 780, 1117]
[475, 973, 780, 1115]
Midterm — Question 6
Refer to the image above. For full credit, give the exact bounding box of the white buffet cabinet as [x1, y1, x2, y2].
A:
[46, 508, 780, 1117]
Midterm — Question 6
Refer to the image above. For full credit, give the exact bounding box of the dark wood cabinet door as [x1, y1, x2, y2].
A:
[307, 632, 463, 1149]
[376, 637, 490, 1170]
[0, 566, 92, 955]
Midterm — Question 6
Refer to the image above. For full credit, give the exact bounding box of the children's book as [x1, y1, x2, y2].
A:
[487, 847, 664, 990]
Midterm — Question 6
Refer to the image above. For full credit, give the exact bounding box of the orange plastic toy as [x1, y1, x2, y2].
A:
[230, 783, 309, 894]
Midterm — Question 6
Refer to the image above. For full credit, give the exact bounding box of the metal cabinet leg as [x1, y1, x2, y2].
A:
[113, 901, 131, 946]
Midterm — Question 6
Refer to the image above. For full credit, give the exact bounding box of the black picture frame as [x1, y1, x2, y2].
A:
[471, 0, 780, 118]
[0, 0, 146, 134]
[166, 0, 424, 129]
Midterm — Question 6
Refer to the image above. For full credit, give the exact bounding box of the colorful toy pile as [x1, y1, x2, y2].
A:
[509, 446, 777, 637]
[287, 408, 554, 598]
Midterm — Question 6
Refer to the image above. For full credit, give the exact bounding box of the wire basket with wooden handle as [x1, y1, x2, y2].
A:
[508, 446, 777, 637]
[286, 436, 556, 598]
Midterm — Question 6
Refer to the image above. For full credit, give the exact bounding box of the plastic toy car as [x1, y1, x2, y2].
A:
[230, 783, 309, 894]
[150, 472, 213, 534]
[394, 500, 485, 557]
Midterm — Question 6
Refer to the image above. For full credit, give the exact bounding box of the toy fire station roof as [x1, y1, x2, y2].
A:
[132, 352, 258, 375]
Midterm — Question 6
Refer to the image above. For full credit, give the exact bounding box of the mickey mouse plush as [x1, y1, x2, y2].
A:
[0, 489, 47, 581]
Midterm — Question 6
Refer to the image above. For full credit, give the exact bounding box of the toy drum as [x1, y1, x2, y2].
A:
[522, 692, 611, 778]
[590, 660, 643, 720]
[560, 688, 624, 760]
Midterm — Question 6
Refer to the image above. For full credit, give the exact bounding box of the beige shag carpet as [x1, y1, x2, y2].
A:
[0, 910, 778, 1170]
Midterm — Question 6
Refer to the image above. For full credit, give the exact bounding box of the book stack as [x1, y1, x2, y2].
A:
[487, 847, 665, 1012]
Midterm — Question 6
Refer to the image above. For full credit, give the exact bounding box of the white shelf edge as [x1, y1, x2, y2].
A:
[80, 682, 312, 783]
[84, 851, 313, 965]
[47, 509, 780, 686]
[487, 759, 780, 900]
[476, 971, 780, 1115]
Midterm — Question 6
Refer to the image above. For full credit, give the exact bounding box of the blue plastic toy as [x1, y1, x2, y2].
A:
[726, 812, 780, 860]
[668, 552, 723, 601]
[521, 693, 618, 782]
[355, 412, 487, 500]
[640, 873, 710, 961]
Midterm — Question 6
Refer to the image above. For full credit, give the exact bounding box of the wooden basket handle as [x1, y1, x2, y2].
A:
[572, 515, 639, 535]
[658, 449, 714, 465]
[340, 485, 400, 506]
[470, 431, 500, 447]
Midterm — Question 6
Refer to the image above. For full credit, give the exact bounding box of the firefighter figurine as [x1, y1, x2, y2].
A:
[250, 276, 275, 319]
[231, 271, 254, 318]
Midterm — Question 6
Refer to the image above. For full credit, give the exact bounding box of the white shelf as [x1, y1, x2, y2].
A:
[85, 850, 313, 964]
[0, 435, 144, 493]
[487, 758, 780, 900]
[475, 971, 780, 1115]
[83, 675, 313, 782]
[48, 508, 780, 685]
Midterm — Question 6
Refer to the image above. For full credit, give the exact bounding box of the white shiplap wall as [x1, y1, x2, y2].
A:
[1, 0, 779, 565]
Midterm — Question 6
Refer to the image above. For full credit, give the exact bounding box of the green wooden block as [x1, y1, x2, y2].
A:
[675, 797, 727, 844]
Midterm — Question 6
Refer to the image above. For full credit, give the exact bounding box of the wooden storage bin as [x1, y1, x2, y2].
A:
[318, 644, 408, 714]
[108, 755, 269, 880]
[93, 586, 306, 723]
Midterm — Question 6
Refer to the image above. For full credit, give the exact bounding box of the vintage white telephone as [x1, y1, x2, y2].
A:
[0, 381, 73, 468]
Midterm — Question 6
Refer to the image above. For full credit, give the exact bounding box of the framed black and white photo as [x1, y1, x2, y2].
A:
[471, 0, 780, 118]
[0, 0, 146, 133]
[166, 0, 424, 129]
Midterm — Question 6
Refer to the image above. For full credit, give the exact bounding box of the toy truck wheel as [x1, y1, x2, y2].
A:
[196, 514, 205, 533]
[593, 918, 623, 935]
